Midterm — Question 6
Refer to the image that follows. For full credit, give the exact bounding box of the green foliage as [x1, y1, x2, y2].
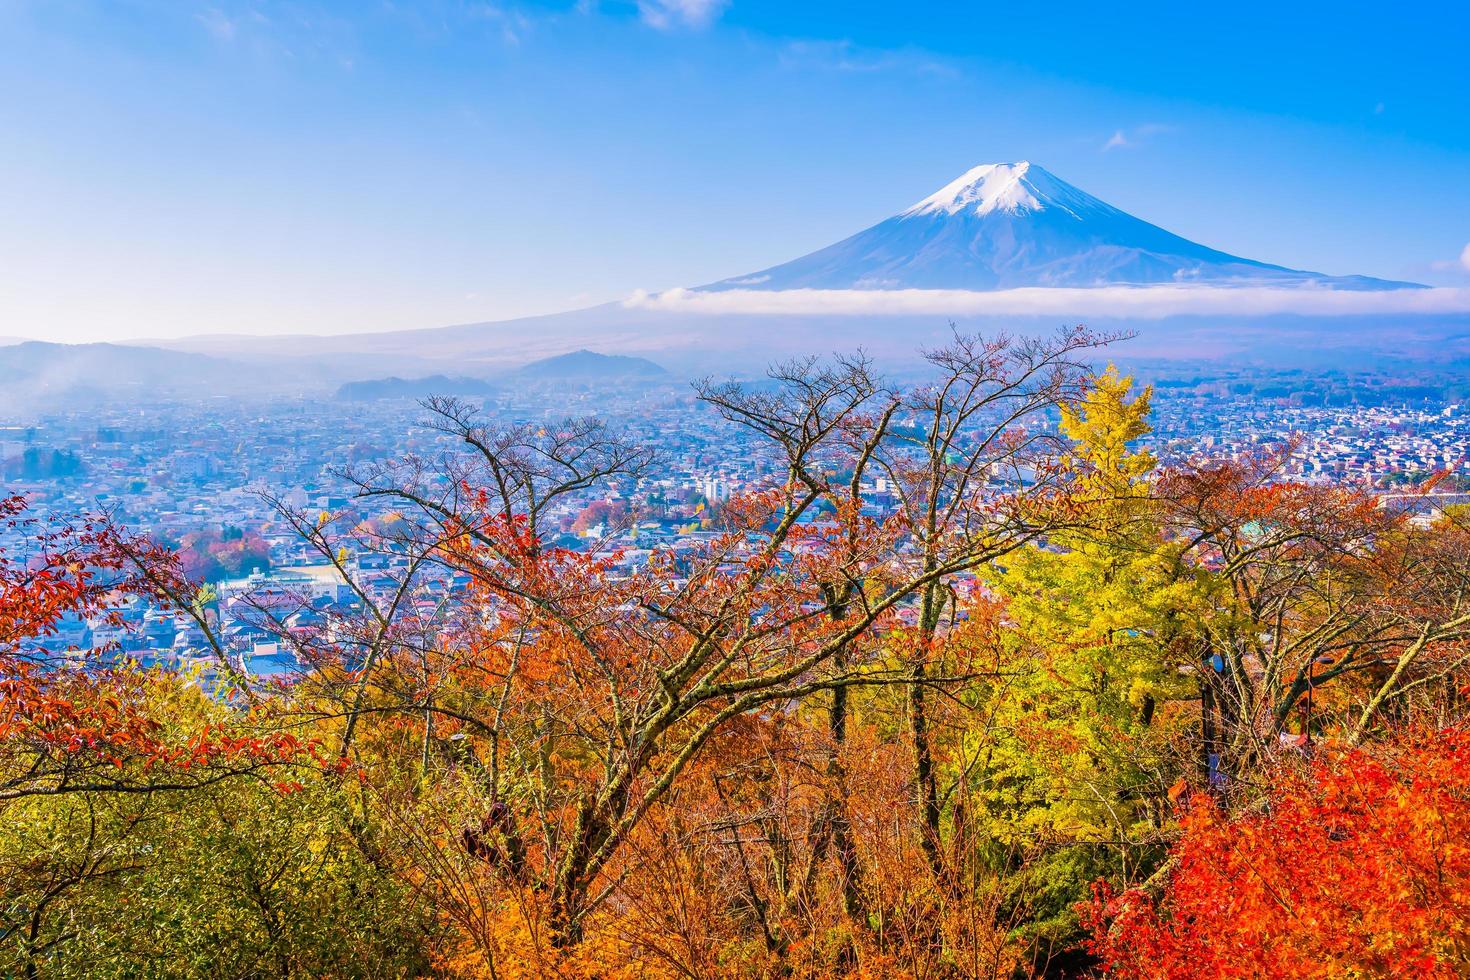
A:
[0, 780, 430, 979]
[967, 366, 1206, 947]
[0, 678, 430, 979]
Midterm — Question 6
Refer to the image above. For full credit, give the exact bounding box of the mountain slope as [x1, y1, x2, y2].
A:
[0, 341, 245, 393]
[704, 162, 1419, 292]
[0, 341, 329, 416]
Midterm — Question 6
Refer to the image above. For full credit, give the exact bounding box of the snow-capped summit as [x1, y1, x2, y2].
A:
[901, 161, 1101, 219]
[704, 162, 1417, 292]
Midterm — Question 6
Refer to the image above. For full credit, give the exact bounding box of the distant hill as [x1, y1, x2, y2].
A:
[514, 350, 668, 381]
[0, 341, 275, 413]
[335, 375, 498, 401]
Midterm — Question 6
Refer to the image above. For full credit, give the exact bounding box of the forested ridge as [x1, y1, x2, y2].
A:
[4, 330, 1469, 979]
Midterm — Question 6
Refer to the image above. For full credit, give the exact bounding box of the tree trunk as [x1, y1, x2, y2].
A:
[828, 675, 870, 922]
[911, 657, 945, 882]
[1200, 673, 1219, 794]
[549, 799, 606, 947]
[911, 581, 947, 886]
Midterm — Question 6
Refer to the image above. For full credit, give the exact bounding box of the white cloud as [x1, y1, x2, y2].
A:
[467, 3, 534, 45]
[1102, 122, 1175, 152]
[196, 7, 238, 41]
[1430, 244, 1470, 276]
[625, 285, 1470, 320]
[637, 0, 728, 30]
[777, 40, 957, 77]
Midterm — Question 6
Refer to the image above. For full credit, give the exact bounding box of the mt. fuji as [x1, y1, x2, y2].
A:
[131, 160, 1468, 386]
[703, 162, 1419, 292]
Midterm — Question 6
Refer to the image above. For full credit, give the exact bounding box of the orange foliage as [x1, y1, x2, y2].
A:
[1085, 726, 1470, 978]
[0, 494, 306, 799]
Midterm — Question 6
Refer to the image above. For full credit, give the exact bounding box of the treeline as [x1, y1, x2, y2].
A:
[1, 446, 84, 480]
[168, 524, 273, 583]
[3, 329, 1469, 978]
[1157, 372, 1470, 407]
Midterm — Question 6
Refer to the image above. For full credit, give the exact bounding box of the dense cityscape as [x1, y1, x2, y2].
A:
[6, 362, 1469, 683]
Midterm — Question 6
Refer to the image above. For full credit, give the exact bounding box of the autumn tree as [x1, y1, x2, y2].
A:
[1085, 724, 1470, 979]
[170, 524, 272, 583]
[271, 328, 1112, 971]
[0, 495, 329, 975]
[1160, 452, 1470, 787]
[959, 366, 1205, 958]
[0, 495, 300, 801]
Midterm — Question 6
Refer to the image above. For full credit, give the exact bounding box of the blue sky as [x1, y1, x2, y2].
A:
[2, 0, 1468, 342]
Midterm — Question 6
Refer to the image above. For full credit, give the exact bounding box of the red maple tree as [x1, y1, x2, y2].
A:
[1085, 725, 1470, 978]
[0, 494, 306, 800]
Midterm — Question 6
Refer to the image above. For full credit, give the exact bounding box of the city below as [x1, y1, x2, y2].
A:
[7, 356, 1468, 682]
